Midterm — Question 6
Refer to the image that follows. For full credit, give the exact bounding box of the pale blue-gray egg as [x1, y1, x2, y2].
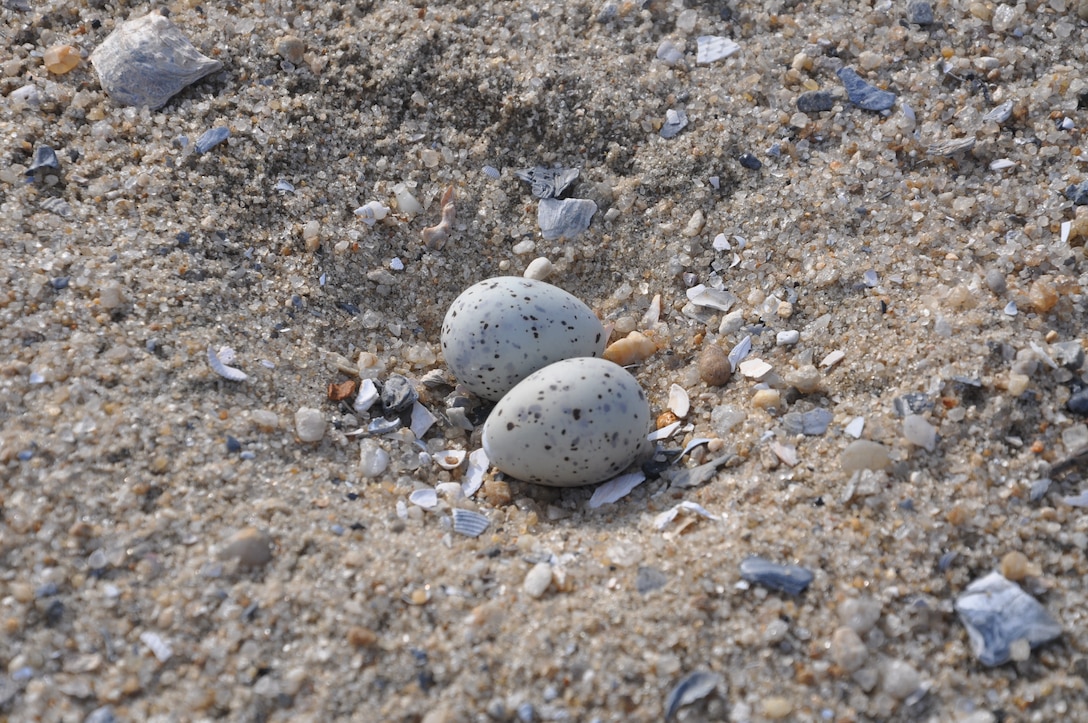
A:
[482, 357, 651, 487]
[441, 277, 606, 401]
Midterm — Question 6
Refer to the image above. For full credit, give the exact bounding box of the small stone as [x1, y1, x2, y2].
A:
[683, 210, 705, 237]
[294, 407, 325, 442]
[762, 696, 793, 719]
[381, 374, 418, 414]
[955, 572, 1062, 666]
[219, 527, 273, 567]
[301, 220, 321, 251]
[837, 66, 896, 111]
[635, 566, 668, 594]
[786, 365, 820, 394]
[348, 626, 378, 648]
[841, 440, 890, 474]
[523, 257, 553, 281]
[830, 626, 868, 672]
[523, 562, 553, 598]
[718, 310, 744, 334]
[999, 551, 1034, 582]
[1007, 372, 1030, 396]
[906, 1, 934, 25]
[881, 660, 921, 700]
[251, 409, 279, 431]
[98, 283, 124, 310]
[276, 36, 305, 64]
[984, 268, 1007, 295]
[359, 439, 390, 478]
[838, 596, 882, 634]
[740, 556, 814, 595]
[44, 44, 81, 74]
[776, 330, 800, 346]
[751, 388, 782, 412]
[660, 108, 688, 139]
[903, 414, 937, 452]
[1052, 341, 1085, 370]
[738, 152, 762, 170]
[797, 90, 835, 113]
[482, 478, 512, 506]
[698, 345, 733, 386]
[1029, 280, 1059, 313]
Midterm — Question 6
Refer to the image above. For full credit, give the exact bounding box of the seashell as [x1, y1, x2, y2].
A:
[653, 501, 719, 530]
[739, 556, 814, 595]
[433, 449, 466, 470]
[27, 146, 60, 175]
[664, 671, 722, 721]
[40, 197, 72, 218]
[409, 488, 438, 510]
[954, 572, 1062, 666]
[367, 417, 402, 435]
[139, 631, 173, 663]
[667, 384, 690, 418]
[927, 136, 976, 157]
[194, 126, 230, 154]
[354, 200, 390, 226]
[514, 166, 579, 199]
[90, 13, 223, 109]
[982, 100, 1015, 124]
[647, 420, 681, 442]
[738, 358, 772, 379]
[587, 470, 646, 509]
[452, 508, 490, 537]
[461, 448, 488, 497]
[392, 183, 423, 216]
[641, 293, 662, 328]
[686, 284, 736, 312]
[660, 109, 688, 139]
[696, 36, 740, 65]
[207, 345, 247, 381]
[410, 402, 437, 439]
[537, 197, 597, 240]
[603, 330, 659, 365]
[353, 378, 379, 414]
[421, 186, 456, 249]
[728, 336, 752, 370]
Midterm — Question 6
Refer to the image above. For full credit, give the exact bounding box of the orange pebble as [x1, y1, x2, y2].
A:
[44, 44, 81, 74]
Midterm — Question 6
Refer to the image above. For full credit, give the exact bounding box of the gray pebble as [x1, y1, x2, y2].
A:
[84, 706, 116, 723]
[776, 329, 800, 346]
[1051, 340, 1084, 370]
[1066, 180, 1088, 206]
[906, 1, 934, 25]
[194, 126, 230, 154]
[664, 671, 722, 721]
[381, 374, 418, 414]
[635, 566, 668, 594]
[882, 659, 922, 700]
[984, 268, 1007, 295]
[27, 145, 60, 177]
[838, 596, 882, 634]
[1067, 388, 1088, 415]
[739, 556, 814, 595]
[796, 90, 835, 113]
[660, 108, 688, 139]
[837, 67, 896, 111]
[523, 562, 553, 598]
[801, 408, 833, 435]
[893, 392, 932, 417]
[830, 626, 868, 672]
[219, 527, 273, 567]
[841, 440, 891, 473]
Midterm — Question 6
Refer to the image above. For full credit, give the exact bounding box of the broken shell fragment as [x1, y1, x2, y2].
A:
[603, 330, 659, 365]
[422, 187, 456, 249]
[90, 13, 223, 109]
[452, 508, 490, 537]
[354, 201, 390, 226]
[667, 384, 690, 418]
[434, 449, 467, 470]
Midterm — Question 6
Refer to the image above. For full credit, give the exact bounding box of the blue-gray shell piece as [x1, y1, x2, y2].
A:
[954, 572, 1062, 666]
[514, 166, 579, 199]
[740, 556, 814, 595]
[664, 670, 722, 721]
[837, 67, 896, 111]
[537, 197, 597, 241]
[195, 126, 230, 154]
[27, 145, 60, 175]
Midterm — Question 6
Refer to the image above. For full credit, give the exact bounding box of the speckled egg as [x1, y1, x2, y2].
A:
[441, 277, 606, 401]
[482, 357, 651, 487]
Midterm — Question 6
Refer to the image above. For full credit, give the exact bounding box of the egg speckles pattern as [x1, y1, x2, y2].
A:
[441, 277, 607, 401]
[482, 357, 651, 487]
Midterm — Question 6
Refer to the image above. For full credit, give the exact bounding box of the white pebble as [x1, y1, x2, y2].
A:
[359, 439, 390, 478]
[903, 414, 937, 452]
[523, 257, 554, 280]
[841, 440, 890, 474]
[776, 330, 800, 346]
[219, 527, 273, 567]
[294, 407, 326, 442]
[881, 660, 922, 700]
[523, 562, 553, 598]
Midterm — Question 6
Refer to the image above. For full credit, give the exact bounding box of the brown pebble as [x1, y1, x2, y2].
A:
[219, 527, 273, 567]
[348, 626, 378, 647]
[1029, 279, 1058, 313]
[999, 551, 1034, 581]
[44, 44, 81, 74]
[697, 344, 732, 386]
[276, 36, 305, 64]
[482, 478, 512, 506]
[327, 379, 357, 401]
[656, 411, 680, 429]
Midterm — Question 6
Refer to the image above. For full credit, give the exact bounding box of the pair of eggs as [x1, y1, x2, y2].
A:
[441, 277, 651, 487]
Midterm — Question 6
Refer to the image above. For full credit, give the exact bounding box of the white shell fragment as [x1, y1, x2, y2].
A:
[433, 449, 467, 470]
[90, 13, 223, 109]
[660, 109, 688, 139]
[207, 345, 247, 382]
[353, 378, 379, 414]
[667, 384, 690, 418]
[738, 358, 772, 379]
[139, 631, 173, 663]
[587, 470, 647, 509]
[820, 349, 846, 368]
[451, 508, 490, 537]
[955, 572, 1062, 666]
[354, 201, 390, 226]
[685, 284, 736, 312]
[462, 448, 489, 497]
[537, 198, 598, 240]
[647, 420, 682, 442]
[482, 357, 651, 487]
[696, 36, 740, 64]
[410, 401, 438, 439]
[653, 501, 719, 530]
[728, 336, 752, 371]
[409, 488, 438, 510]
[441, 277, 606, 401]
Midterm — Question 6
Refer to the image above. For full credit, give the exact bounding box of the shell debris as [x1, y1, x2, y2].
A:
[452, 508, 490, 537]
[354, 201, 390, 226]
[421, 186, 456, 249]
[207, 345, 248, 382]
[433, 449, 467, 470]
[603, 330, 659, 365]
[90, 13, 223, 109]
[667, 385, 690, 418]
